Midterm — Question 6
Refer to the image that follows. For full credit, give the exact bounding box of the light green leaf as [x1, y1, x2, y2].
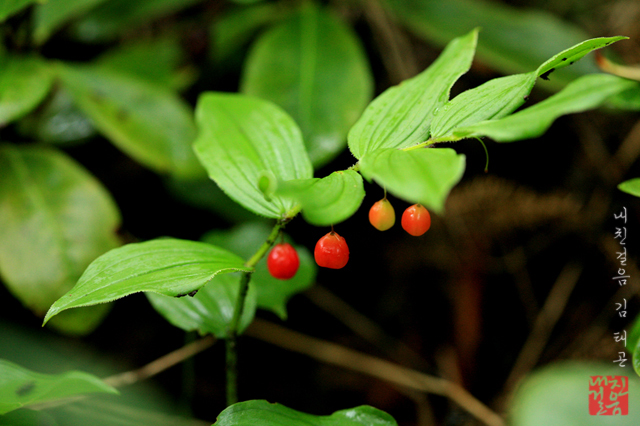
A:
[510, 362, 639, 425]
[146, 273, 257, 338]
[635, 338, 640, 378]
[33, 0, 107, 44]
[214, 400, 398, 426]
[348, 28, 477, 160]
[618, 178, 640, 197]
[0, 145, 120, 334]
[57, 63, 203, 178]
[384, 0, 598, 90]
[359, 148, 466, 214]
[0, 0, 39, 22]
[453, 74, 638, 142]
[193, 92, 313, 218]
[202, 222, 316, 319]
[277, 170, 365, 226]
[241, 3, 373, 167]
[0, 359, 117, 415]
[0, 55, 54, 126]
[43, 238, 252, 325]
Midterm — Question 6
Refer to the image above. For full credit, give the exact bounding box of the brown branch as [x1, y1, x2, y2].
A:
[246, 318, 506, 426]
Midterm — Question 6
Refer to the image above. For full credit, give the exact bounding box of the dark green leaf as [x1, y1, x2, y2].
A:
[193, 92, 313, 218]
[33, 0, 107, 44]
[634, 339, 640, 378]
[0, 55, 54, 126]
[510, 362, 640, 425]
[202, 222, 316, 319]
[0, 145, 120, 334]
[57, 63, 204, 178]
[0, 0, 37, 22]
[452, 74, 638, 142]
[618, 178, 640, 197]
[0, 358, 117, 415]
[43, 239, 252, 325]
[214, 400, 398, 426]
[146, 273, 257, 338]
[277, 170, 365, 226]
[241, 3, 373, 167]
[348, 28, 477, 160]
[0, 408, 58, 426]
[359, 148, 465, 214]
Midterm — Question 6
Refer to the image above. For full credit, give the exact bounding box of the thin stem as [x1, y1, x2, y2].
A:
[225, 220, 287, 406]
[475, 137, 489, 173]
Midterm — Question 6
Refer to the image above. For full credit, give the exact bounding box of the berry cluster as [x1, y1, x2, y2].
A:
[370, 198, 431, 236]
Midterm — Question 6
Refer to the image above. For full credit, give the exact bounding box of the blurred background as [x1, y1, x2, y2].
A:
[1, 0, 639, 425]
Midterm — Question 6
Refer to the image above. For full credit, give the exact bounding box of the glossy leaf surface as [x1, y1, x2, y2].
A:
[618, 178, 640, 197]
[359, 148, 465, 214]
[57, 63, 203, 178]
[0, 359, 117, 415]
[277, 170, 365, 226]
[453, 74, 637, 142]
[43, 239, 252, 325]
[193, 93, 313, 218]
[0, 55, 54, 126]
[146, 273, 257, 338]
[215, 400, 398, 426]
[348, 28, 477, 160]
[203, 222, 316, 319]
[242, 3, 373, 167]
[0, 145, 120, 333]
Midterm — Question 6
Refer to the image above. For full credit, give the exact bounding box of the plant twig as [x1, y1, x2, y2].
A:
[246, 318, 506, 426]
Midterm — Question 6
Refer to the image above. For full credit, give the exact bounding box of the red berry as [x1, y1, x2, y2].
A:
[401, 204, 431, 236]
[369, 198, 395, 231]
[314, 231, 349, 269]
[267, 243, 300, 280]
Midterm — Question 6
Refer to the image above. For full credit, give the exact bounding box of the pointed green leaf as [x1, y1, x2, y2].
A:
[0, 0, 38, 22]
[33, 0, 107, 44]
[146, 273, 257, 338]
[453, 74, 638, 142]
[277, 170, 365, 226]
[43, 239, 252, 325]
[241, 3, 373, 167]
[634, 338, 640, 378]
[359, 148, 465, 214]
[0, 55, 54, 126]
[0, 145, 120, 334]
[0, 359, 117, 415]
[193, 93, 313, 218]
[57, 63, 203, 178]
[214, 400, 398, 426]
[430, 36, 628, 140]
[202, 222, 316, 319]
[619, 178, 640, 197]
[347, 28, 477, 160]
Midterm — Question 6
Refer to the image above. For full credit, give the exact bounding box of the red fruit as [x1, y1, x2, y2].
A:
[267, 243, 300, 280]
[314, 231, 349, 269]
[369, 198, 395, 231]
[401, 204, 431, 236]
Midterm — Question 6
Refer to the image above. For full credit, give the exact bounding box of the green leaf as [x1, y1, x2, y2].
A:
[430, 36, 626, 140]
[277, 170, 365, 226]
[202, 222, 316, 319]
[0, 55, 54, 126]
[384, 0, 599, 90]
[193, 92, 313, 218]
[453, 74, 638, 142]
[241, 3, 373, 167]
[70, 0, 202, 42]
[146, 273, 257, 338]
[359, 148, 465, 214]
[0, 358, 117, 415]
[0, 0, 38, 22]
[348, 28, 477, 160]
[0, 145, 120, 333]
[33, 0, 107, 44]
[510, 362, 640, 425]
[43, 238, 252, 325]
[618, 178, 640, 197]
[214, 400, 398, 426]
[0, 408, 58, 426]
[57, 63, 204, 178]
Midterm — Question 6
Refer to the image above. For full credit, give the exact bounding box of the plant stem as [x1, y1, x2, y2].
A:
[224, 219, 287, 406]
